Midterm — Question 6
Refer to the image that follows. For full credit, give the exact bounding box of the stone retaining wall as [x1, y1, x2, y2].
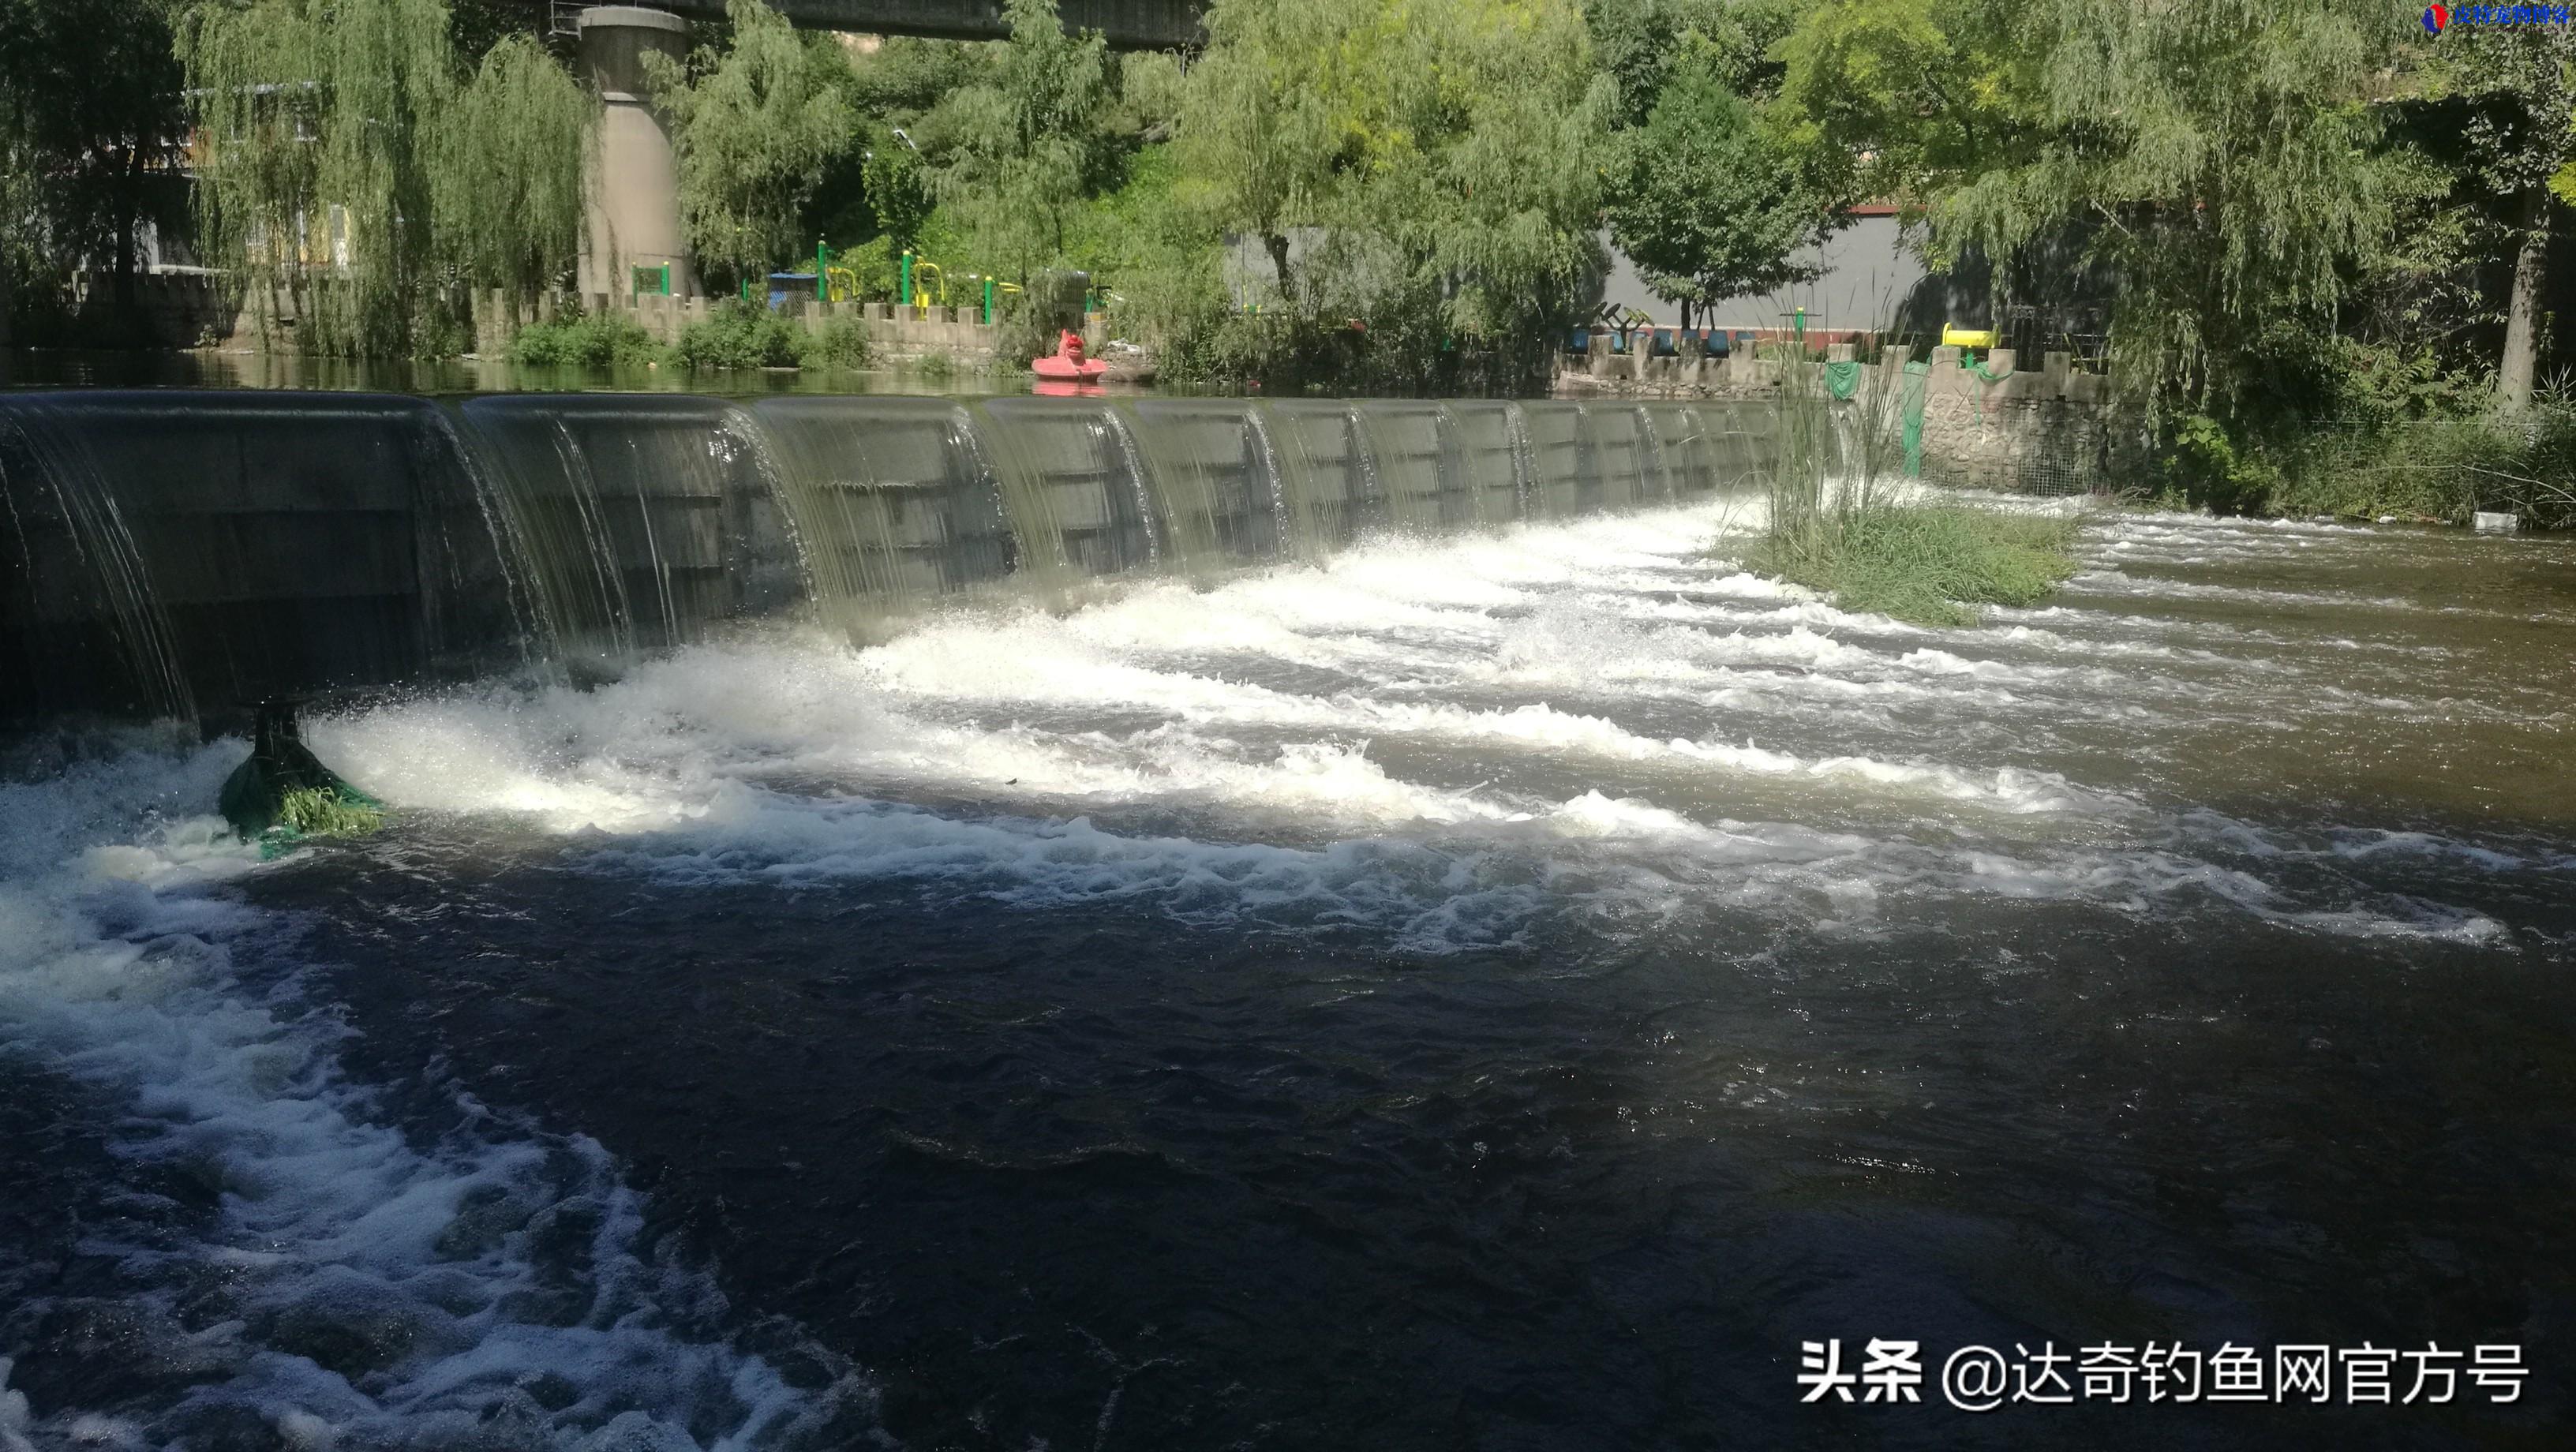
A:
[1556, 339, 2121, 495]
[469, 290, 1106, 366]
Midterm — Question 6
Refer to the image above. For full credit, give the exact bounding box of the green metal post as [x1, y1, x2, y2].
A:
[900, 252, 913, 309]
[815, 238, 828, 300]
[660, 261, 671, 298]
[983, 277, 994, 325]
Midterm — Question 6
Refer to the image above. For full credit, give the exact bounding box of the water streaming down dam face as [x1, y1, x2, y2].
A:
[0, 392, 526, 726]
[0, 393, 1777, 724]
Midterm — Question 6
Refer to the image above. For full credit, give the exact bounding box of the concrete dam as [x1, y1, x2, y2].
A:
[0, 392, 1780, 728]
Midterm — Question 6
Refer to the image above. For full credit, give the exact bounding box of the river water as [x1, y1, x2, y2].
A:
[2, 500, 2569, 1450]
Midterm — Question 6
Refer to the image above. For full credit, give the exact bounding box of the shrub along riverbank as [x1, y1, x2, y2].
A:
[2246, 406, 2576, 530]
[504, 302, 874, 373]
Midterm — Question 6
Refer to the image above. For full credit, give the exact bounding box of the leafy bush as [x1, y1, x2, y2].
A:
[2275, 407, 2576, 528]
[507, 311, 668, 368]
[674, 300, 807, 369]
[835, 234, 900, 302]
[509, 301, 877, 373]
[807, 314, 872, 368]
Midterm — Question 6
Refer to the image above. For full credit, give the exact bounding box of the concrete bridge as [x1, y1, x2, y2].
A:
[575, 2, 1202, 300]
[652, 0, 1207, 49]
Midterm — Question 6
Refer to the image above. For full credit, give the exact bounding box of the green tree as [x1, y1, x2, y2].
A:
[448, 0, 552, 58]
[1366, 0, 1614, 356]
[0, 0, 188, 333]
[436, 32, 591, 300]
[846, 35, 990, 120]
[2414, 25, 2576, 409]
[1604, 43, 1832, 328]
[860, 132, 934, 253]
[1171, 0, 1374, 300]
[1168, 0, 1610, 383]
[1582, 0, 1795, 125]
[181, 0, 459, 355]
[930, 0, 1119, 282]
[180, 0, 590, 355]
[646, 0, 859, 291]
[1780, 2, 2429, 447]
[1770, 0, 2016, 219]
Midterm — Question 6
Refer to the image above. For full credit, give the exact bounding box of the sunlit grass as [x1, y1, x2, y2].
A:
[1748, 503, 2081, 627]
[1741, 341, 2082, 626]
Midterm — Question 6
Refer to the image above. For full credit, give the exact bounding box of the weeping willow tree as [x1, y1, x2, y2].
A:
[644, 0, 856, 293]
[179, 0, 590, 356]
[933, 0, 1119, 284]
[1778, 2, 2431, 431]
[1168, 0, 1612, 387]
[437, 32, 593, 304]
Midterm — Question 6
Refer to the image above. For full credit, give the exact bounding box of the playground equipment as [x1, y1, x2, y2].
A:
[897, 251, 949, 309]
[811, 238, 857, 302]
[963, 274, 1022, 324]
[1941, 323, 1998, 350]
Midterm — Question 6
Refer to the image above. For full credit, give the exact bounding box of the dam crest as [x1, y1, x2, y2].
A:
[0, 392, 1780, 728]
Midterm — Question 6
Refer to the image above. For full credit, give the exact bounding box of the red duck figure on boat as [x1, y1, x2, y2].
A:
[1032, 329, 1107, 381]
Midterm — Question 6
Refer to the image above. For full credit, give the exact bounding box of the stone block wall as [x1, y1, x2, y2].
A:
[1891, 346, 2115, 496]
[470, 290, 1107, 367]
[1556, 339, 2121, 496]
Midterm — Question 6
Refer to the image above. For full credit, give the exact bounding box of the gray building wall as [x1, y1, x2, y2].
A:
[1600, 213, 1932, 333]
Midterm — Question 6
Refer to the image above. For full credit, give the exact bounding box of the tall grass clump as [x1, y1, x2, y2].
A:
[275, 785, 384, 838]
[1742, 342, 2081, 627]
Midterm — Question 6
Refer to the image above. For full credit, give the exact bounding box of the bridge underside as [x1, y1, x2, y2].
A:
[650, 0, 1205, 49]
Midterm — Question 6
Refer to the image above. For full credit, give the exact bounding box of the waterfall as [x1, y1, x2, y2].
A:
[0, 391, 1780, 727]
[0, 391, 523, 729]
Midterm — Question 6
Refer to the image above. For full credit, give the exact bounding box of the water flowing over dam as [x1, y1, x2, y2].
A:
[2, 388, 2572, 1449]
[0, 391, 1775, 725]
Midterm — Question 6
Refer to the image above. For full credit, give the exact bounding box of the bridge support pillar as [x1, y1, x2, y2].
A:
[578, 7, 696, 301]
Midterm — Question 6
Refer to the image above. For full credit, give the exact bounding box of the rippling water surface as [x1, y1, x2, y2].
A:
[3, 503, 2570, 1450]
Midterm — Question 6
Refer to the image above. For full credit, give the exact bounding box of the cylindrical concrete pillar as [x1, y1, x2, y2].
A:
[578, 6, 697, 301]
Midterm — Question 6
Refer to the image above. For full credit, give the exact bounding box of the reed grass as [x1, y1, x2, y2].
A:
[1743, 341, 2081, 627]
[275, 786, 385, 839]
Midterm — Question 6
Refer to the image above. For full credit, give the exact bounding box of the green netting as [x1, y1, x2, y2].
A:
[1968, 357, 2015, 424]
[1900, 361, 1930, 478]
[219, 704, 384, 857]
[1824, 360, 1864, 400]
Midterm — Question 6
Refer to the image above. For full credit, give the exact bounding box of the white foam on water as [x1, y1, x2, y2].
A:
[2065, 570, 2417, 612]
[277, 497, 2548, 951]
[0, 752, 874, 1450]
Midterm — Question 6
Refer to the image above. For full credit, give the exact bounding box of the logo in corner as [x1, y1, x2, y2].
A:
[2424, 3, 2450, 36]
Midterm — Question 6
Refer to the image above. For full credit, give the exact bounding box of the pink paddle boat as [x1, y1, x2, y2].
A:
[1031, 329, 1107, 381]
